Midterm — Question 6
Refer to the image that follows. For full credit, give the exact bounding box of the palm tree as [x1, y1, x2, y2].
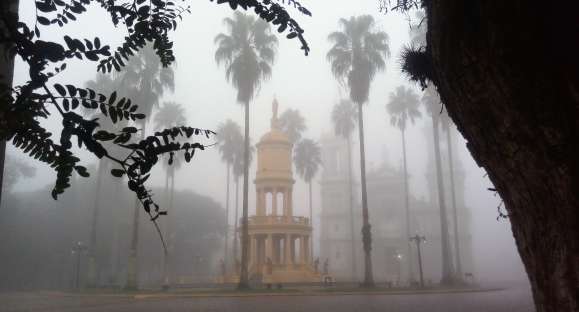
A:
[215, 11, 278, 289]
[386, 85, 421, 284]
[422, 86, 455, 285]
[231, 137, 254, 270]
[216, 119, 243, 275]
[123, 46, 175, 290]
[83, 73, 130, 287]
[294, 138, 321, 262]
[440, 109, 462, 281]
[327, 15, 390, 287]
[154, 101, 186, 289]
[279, 108, 306, 143]
[331, 99, 358, 279]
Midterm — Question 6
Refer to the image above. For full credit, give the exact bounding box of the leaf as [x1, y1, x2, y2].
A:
[108, 91, 117, 105]
[54, 84, 66, 96]
[111, 169, 125, 177]
[37, 16, 50, 25]
[66, 84, 76, 96]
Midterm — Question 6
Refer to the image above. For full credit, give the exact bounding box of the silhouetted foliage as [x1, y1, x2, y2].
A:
[0, 0, 311, 223]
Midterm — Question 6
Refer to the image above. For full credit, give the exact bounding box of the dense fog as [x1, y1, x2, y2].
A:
[1, 0, 528, 291]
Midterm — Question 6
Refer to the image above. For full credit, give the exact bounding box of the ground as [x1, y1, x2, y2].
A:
[0, 284, 533, 312]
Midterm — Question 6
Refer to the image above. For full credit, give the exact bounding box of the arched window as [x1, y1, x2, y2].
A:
[276, 192, 284, 215]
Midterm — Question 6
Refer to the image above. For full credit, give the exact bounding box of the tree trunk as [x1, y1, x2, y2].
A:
[346, 135, 357, 280]
[126, 127, 146, 290]
[401, 129, 415, 283]
[161, 163, 170, 289]
[0, 0, 19, 207]
[431, 115, 455, 284]
[87, 159, 105, 287]
[425, 2, 579, 310]
[446, 126, 462, 279]
[357, 103, 374, 287]
[233, 176, 239, 266]
[224, 164, 230, 273]
[309, 180, 313, 263]
[238, 100, 250, 289]
[165, 166, 175, 289]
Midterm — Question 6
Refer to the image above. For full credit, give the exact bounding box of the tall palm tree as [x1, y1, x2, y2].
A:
[215, 11, 278, 289]
[154, 101, 186, 289]
[440, 109, 462, 281]
[294, 138, 322, 262]
[84, 73, 130, 287]
[279, 108, 306, 143]
[386, 85, 421, 284]
[216, 119, 243, 274]
[123, 46, 175, 290]
[422, 86, 455, 285]
[327, 15, 390, 287]
[331, 99, 358, 279]
[231, 138, 254, 270]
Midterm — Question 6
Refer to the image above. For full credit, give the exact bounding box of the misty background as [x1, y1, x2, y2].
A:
[2, 0, 526, 288]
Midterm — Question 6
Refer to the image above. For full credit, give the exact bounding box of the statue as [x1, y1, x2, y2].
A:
[314, 257, 320, 273]
[323, 258, 329, 275]
[271, 98, 280, 129]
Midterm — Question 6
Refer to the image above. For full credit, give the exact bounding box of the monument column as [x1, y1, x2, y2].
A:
[287, 189, 293, 216]
[272, 189, 277, 216]
[250, 234, 256, 267]
[300, 235, 306, 264]
[285, 234, 292, 266]
[266, 234, 273, 260]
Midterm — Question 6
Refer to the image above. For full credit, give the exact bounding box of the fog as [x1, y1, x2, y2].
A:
[1, 0, 527, 291]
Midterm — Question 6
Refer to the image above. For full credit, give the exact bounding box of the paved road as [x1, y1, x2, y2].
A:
[0, 286, 534, 312]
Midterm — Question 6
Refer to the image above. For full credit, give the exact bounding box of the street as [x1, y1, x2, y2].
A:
[0, 285, 534, 312]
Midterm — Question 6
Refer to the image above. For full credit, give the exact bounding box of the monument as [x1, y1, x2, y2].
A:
[227, 98, 320, 284]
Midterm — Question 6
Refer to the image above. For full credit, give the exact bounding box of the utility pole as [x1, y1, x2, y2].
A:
[409, 235, 426, 288]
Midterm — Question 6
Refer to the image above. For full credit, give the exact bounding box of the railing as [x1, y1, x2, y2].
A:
[244, 215, 310, 226]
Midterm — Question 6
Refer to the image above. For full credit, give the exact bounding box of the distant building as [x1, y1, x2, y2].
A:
[319, 132, 474, 284]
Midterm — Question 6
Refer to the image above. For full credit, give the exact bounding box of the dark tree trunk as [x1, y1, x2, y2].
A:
[431, 115, 455, 284]
[224, 163, 230, 272]
[425, 1, 579, 310]
[0, 0, 19, 207]
[238, 100, 250, 289]
[346, 135, 357, 280]
[233, 176, 239, 264]
[357, 103, 374, 287]
[126, 128, 146, 290]
[308, 180, 313, 263]
[87, 159, 105, 287]
[446, 126, 462, 279]
[401, 129, 415, 282]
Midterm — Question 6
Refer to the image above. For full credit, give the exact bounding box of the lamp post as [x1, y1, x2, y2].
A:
[395, 253, 402, 286]
[409, 235, 426, 288]
[71, 241, 87, 290]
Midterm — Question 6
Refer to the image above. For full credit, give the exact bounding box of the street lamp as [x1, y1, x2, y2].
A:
[409, 235, 426, 288]
[71, 241, 87, 290]
[395, 253, 402, 286]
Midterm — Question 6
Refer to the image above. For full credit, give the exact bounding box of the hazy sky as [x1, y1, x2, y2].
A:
[9, 0, 527, 283]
